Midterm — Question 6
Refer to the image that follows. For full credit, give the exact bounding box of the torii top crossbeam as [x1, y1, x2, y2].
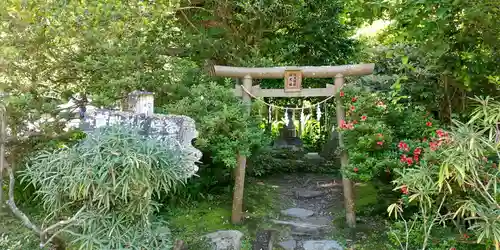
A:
[211, 63, 375, 78]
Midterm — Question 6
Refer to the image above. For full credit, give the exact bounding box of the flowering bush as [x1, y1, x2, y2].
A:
[387, 97, 500, 249]
[337, 86, 440, 182]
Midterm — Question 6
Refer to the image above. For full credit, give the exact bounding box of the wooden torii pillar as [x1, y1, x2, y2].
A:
[211, 64, 375, 227]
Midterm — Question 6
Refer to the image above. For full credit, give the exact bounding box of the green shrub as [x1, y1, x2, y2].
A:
[164, 82, 269, 168]
[21, 125, 194, 249]
[162, 82, 270, 201]
[388, 218, 483, 250]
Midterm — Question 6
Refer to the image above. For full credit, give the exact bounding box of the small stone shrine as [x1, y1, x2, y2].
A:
[77, 91, 202, 179]
[272, 108, 303, 150]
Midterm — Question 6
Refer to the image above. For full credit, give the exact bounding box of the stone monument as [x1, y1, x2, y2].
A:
[77, 91, 202, 178]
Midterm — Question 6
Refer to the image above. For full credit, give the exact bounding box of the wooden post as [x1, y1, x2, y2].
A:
[0, 103, 5, 210]
[231, 75, 252, 224]
[334, 74, 356, 228]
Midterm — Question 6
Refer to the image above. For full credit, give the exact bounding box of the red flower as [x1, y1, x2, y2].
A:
[406, 157, 414, 165]
[340, 91, 345, 97]
[398, 141, 410, 152]
[422, 137, 427, 142]
[400, 154, 408, 163]
[377, 133, 383, 138]
[429, 141, 438, 151]
[361, 115, 367, 121]
[377, 141, 384, 146]
[340, 120, 348, 129]
[351, 97, 357, 102]
[436, 129, 446, 137]
[350, 105, 355, 111]
[449, 248, 456, 250]
[400, 154, 414, 165]
[401, 185, 409, 195]
[353, 120, 358, 124]
[426, 121, 432, 127]
[413, 154, 419, 162]
[413, 148, 422, 155]
[354, 167, 359, 172]
[463, 233, 469, 239]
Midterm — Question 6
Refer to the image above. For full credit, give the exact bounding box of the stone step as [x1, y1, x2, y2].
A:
[281, 208, 315, 218]
[271, 218, 331, 235]
[303, 240, 343, 250]
[295, 190, 325, 199]
[278, 239, 344, 250]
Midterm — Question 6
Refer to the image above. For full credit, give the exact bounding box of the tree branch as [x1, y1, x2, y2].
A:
[42, 205, 86, 235]
[6, 166, 85, 249]
[6, 167, 42, 234]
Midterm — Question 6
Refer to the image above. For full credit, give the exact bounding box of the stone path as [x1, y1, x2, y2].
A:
[258, 173, 345, 250]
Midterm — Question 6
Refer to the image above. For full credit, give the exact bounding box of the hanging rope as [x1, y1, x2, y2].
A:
[240, 85, 336, 110]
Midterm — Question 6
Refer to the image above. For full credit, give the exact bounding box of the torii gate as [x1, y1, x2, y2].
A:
[211, 63, 375, 228]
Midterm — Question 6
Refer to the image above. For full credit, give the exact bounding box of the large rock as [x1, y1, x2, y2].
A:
[303, 240, 343, 250]
[203, 230, 244, 250]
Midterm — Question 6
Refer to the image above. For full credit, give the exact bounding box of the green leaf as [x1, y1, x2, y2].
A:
[401, 56, 409, 65]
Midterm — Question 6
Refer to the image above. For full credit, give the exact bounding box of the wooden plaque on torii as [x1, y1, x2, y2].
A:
[284, 70, 302, 92]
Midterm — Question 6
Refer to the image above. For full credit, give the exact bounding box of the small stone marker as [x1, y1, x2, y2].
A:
[281, 208, 314, 218]
[302, 240, 343, 250]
